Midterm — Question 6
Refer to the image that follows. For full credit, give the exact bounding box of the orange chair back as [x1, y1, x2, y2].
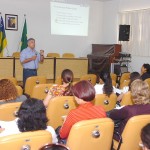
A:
[31, 84, 53, 100]
[120, 91, 133, 106]
[110, 73, 117, 81]
[0, 77, 17, 85]
[46, 96, 77, 129]
[94, 93, 117, 111]
[0, 102, 22, 121]
[25, 76, 46, 96]
[120, 72, 130, 85]
[145, 78, 150, 87]
[113, 115, 150, 150]
[80, 74, 97, 86]
[67, 118, 114, 150]
[47, 53, 60, 58]
[119, 79, 130, 89]
[0, 130, 52, 150]
[12, 52, 20, 58]
[15, 86, 23, 96]
[112, 80, 117, 87]
[62, 53, 75, 58]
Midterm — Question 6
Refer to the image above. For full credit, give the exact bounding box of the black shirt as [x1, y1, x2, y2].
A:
[141, 72, 150, 81]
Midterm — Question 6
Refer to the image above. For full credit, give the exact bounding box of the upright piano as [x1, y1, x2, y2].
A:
[87, 44, 121, 74]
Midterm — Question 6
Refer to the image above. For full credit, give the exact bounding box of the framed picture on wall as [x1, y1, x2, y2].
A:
[5, 14, 18, 31]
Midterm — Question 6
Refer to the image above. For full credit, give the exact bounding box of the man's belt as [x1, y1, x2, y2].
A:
[23, 68, 37, 71]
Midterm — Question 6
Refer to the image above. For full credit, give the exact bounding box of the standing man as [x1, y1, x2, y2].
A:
[20, 38, 44, 88]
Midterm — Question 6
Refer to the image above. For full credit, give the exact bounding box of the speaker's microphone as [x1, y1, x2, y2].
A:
[35, 51, 38, 56]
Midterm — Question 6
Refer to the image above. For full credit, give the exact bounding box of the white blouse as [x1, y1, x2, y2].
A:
[94, 84, 117, 95]
[94, 84, 104, 94]
[0, 119, 58, 143]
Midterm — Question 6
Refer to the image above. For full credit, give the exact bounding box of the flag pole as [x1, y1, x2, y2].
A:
[6, 47, 10, 57]
[17, 14, 26, 52]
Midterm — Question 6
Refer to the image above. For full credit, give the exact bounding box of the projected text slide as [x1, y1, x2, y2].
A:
[51, 2, 89, 36]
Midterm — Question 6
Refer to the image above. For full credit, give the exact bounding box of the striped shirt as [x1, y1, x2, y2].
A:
[59, 102, 106, 139]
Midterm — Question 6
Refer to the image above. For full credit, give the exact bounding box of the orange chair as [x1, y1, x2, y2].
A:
[120, 72, 130, 85]
[80, 74, 97, 86]
[31, 84, 52, 100]
[47, 53, 60, 58]
[110, 73, 117, 82]
[67, 118, 114, 150]
[120, 91, 133, 106]
[12, 52, 20, 58]
[113, 115, 150, 150]
[62, 53, 75, 58]
[94, 93, 117, 111]
[0, 130, 52, 150]
[112, 80, 117, 87]
[46, 96, 77, 129]
[24, 76, 46, 96]
[119, 79, 130, 89]
[0, 77, 17, 85]
[0, 102, 22, 121]
[145, 78, 150, 88]
[15, 86, 23, 96]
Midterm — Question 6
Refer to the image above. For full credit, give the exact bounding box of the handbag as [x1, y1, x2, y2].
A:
[55, 126, 67, 145]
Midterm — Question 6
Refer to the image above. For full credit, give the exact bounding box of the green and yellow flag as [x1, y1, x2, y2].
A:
[0, 16, 7, 57]
[20, 19, 27, 51]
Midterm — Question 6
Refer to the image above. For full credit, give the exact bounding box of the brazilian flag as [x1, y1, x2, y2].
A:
[21, 19, 27, 51]
[0, 16, 7, 57]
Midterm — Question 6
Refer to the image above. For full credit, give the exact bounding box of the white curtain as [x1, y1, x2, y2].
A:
[119, 9, 150, 56]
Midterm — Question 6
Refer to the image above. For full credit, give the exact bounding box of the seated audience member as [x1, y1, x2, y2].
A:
[109, 79, 150, 141]
[44, 69, 73, 107]
[59, 80, 106, 139]
[0, 98, 57, 143]
[117, 72, 141, 102]
[141, 63, 150, 81]
[40, 144, 69, 150]
[140, 123, 150, 150]
[94, 71, 113, 97]
[0, 79, 27, 105]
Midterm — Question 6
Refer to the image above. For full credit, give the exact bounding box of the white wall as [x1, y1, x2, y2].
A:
[102, 0, 150, 72]
[0, 0, 103, 57]
[101, 0, 120, 44]
[1, 0, 149, 72]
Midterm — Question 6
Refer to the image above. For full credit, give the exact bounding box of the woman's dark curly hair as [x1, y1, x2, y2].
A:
[98, 71, 113, 97]
[17, 98, 48, 132]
